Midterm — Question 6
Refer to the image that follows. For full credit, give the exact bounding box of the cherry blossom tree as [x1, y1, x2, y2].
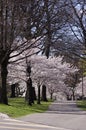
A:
[1, 0, 79, 104]
[64, 71, 80, 100]
[8, 55, 78, 101]
[0, 0, 46, 104]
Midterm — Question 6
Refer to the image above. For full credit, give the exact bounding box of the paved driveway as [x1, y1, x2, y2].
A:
[18, 101, 86, 130]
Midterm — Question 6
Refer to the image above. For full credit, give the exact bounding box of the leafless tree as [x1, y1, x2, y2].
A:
[0, 0, 47, 104]
[0, 0, 79, 105]
[52, 0, 86, 66]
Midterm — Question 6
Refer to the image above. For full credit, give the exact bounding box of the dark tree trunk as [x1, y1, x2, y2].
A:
[26, 77, 34, 105]
[50, 93, 53, 100]
[37, 83, 41, 104]
[72, 90, 75, 100]
[41, 85, 48, 101]
[0, 87, 2, 102]
[31, 87, 34, 104]
[1, 63, 8, 105]
[44, 0, 51, 58]
[32, 87, 37, 100]
[10, 84, 16, 98]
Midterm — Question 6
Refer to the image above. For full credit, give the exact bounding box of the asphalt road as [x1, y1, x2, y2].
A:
[17, 101, 86, 130]
[0, 101, 86, 130]
[0, 118, 70, 130]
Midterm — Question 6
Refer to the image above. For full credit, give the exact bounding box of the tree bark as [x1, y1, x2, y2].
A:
[37, 83, 41, 104]
[10, 84, 16, 98]
[44, 0, 51, 58]
[50, 93, 53, 100]
[72, 90, 75, 100]
[41, 85, 48, 101]
[26, 78, 34, 105]
[1, 62, 8, 104]
[32, 87, 37, 100]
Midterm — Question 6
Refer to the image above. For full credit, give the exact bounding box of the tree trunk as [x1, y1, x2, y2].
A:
[1, 63, 8, 104]
[50, 93, 53, 100]
[10, 84, 16, 98]
[26, 77, 34, 105]
[41, 85, 48, 101]
[72, 90, 75, 100]
[37, 83, 41, 104]
[32, 87, 37, 100]
[0, 87, 2, 102]
[44, 0, 52, 58]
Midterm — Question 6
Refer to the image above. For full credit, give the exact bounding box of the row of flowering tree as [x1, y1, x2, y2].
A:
[0, 0, 86, 104]
[0, 0, 67, 104]
[8, 55, 78, 104]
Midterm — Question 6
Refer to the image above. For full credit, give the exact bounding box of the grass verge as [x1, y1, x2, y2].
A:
[0, 98, 52, 118]
[77, 100, 86, 110]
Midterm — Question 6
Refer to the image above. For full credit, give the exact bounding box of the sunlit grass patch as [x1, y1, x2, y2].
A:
[0, 98, 52, 118]
[77, 100, 86, 110]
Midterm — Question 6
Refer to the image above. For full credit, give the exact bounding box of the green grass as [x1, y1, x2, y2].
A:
[77, 100, 86, 110]
[0, 98, 52, 118]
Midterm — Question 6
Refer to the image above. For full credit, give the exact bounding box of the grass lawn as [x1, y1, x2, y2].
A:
[77, 100, 86, 110]
[0, 98, 52, 118]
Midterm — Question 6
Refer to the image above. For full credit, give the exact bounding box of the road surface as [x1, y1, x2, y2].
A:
[18, 101, 86, 130]
[0, 101, 86, 130]
[0, 118, 72, 130]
